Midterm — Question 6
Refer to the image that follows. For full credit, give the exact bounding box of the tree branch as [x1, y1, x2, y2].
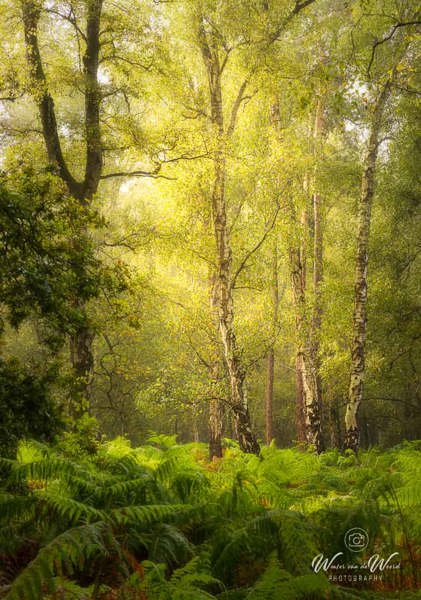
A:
[45, 7, 87, 41]
[82, 0, 104, 200]
[266, 0, 317, 46]
[227, 79, 248, 137]
[21, 0, 82, 198]
[367, 18, 421, 76]
[100, 168, 174, 181]
[231, 203, 281, 289]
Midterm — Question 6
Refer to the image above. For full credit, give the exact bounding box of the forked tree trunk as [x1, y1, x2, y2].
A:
[22, 0, 103, 412]
[344, 81, 391, 452]
[199, 21, 260, 456]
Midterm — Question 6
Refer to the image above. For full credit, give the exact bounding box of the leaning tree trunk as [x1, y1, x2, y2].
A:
[22, 0, 103, 413]
[199, 21, 260, 456]
[344, 81, 391, 452]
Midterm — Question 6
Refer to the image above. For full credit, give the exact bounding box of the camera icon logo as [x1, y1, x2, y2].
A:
[344, 527, 369, 552]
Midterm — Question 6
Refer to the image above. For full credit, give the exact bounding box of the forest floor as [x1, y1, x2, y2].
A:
[1, 436, 421, 599]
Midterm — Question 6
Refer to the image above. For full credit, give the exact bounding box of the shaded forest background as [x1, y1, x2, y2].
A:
[0, 0, 421, 458]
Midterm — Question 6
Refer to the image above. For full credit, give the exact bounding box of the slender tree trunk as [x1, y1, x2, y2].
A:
[265, 348, 275, 445]
[192, 400, 200, 443]
[288, 217, 323, 452]
[212, 150, 259, 454]
[199, 22, 260, 456]
[329, 397, 342, 449]
[265, 242, 279, 445]
[270, 101, 322, 451]
[209, 394, 224, 459]
[344, 81, 391, 452]
[295, 354, 306, 442]
[310, 96, 324, 432]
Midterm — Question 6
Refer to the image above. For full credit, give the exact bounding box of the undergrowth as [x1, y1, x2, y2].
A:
[0, 435, 420, 599]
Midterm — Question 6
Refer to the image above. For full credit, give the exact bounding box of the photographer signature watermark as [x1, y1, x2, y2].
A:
[311, 527, 401, 585]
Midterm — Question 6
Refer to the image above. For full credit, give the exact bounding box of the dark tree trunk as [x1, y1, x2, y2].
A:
[22, 0, 104, 413]
[70, 323, 94, 419]
[329, 397, 342, 449]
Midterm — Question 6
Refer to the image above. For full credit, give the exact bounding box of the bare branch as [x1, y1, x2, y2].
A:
[101, 53, 154, 71]
[231, 203, 281, 289]
[186, 333, 211, 369]
[45, 7, 87, 41]
[227, 79, 248, 137]
[100, 168, 174, 180]
[367, 18, 421, 76]
[266, 0, 317, 46]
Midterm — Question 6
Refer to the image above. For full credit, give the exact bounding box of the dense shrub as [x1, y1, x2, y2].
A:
[0, 359, 63, 458]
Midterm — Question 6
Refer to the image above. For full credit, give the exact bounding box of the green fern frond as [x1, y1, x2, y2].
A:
[11, 457, 83, 487]
[98, 475, 156, 506]
[107, 503, 195, 527]
[139, 523, 194, 566]
[0, 493, 36, 524]
[4, 521, 115, 600]
[155, 457, 183, 483]
[171, 469, 211, 503]
[247, 564, 330, 600]
[40, 492, 105, 524]
[212, 513, 278, 580]
[276, 511, 319, 574]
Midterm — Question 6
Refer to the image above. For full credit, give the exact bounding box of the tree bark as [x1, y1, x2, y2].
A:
[199, 21, 260, 456]
[269, 101, 323, 451]
[288, 210, 323, 452]
[295, 353, 306, 442]
[21, 0, 104, 411]
[209, 391, 224, 459]
[344, 81, 391, 452]
[265, 242, 279, 445]
[310, 95, 324, 428]
[70, 323, 95, 419]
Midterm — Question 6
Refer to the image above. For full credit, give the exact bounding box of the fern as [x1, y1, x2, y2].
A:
[1, 440, 420, 599]
[40, 491, 105, 525]
[108, 503, 195, 527]
[4, 522, 115, 600]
